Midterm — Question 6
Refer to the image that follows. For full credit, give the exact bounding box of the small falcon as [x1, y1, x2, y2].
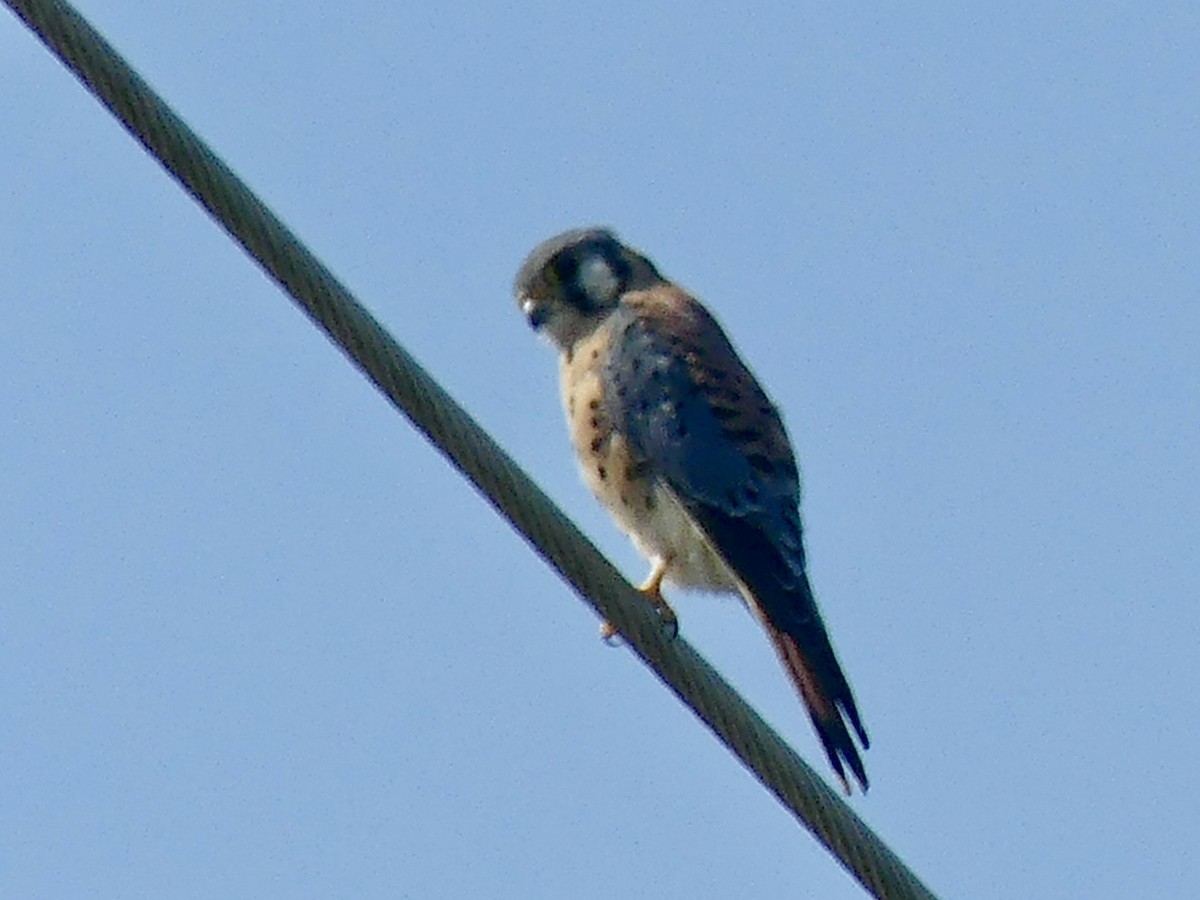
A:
[514, 227, 870, 793]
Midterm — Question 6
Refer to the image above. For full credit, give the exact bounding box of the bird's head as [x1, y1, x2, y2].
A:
[514, 227, 663, 350]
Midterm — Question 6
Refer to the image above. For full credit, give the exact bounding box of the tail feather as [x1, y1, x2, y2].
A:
[677, 502, 869, 792]
[766, 624, 870, 794]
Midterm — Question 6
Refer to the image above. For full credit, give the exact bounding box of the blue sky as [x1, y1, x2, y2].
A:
[3, 2, 1197, 897]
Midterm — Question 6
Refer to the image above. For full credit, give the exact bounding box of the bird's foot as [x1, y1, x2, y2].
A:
[598, 579, 679, 644]
[650, 590, 679, 640]
[640, 562, 679, 640]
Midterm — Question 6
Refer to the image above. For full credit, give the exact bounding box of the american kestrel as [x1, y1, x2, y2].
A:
[514, 228, 869, 793]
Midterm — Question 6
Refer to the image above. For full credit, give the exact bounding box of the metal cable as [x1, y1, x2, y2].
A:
[5, 1, 941, 896]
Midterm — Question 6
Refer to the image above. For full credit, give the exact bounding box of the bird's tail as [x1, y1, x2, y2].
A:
[762, 573, 870, 794]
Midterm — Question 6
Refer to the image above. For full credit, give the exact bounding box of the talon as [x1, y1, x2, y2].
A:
[640, 558, 679, 640]
[656, 602, 679, 640]
[597, 559, 679, 644]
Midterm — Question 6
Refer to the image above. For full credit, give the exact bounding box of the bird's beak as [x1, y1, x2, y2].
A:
[519, 294, 548, 330]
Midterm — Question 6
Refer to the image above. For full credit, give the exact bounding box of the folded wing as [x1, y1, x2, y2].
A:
[603, 288, 869, 792]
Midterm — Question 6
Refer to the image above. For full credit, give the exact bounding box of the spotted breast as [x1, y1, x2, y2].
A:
[559, 317, 738, 594]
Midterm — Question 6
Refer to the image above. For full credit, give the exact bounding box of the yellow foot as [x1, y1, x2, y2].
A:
[639, 558, 679, 639]
[598, 559, 679, 643]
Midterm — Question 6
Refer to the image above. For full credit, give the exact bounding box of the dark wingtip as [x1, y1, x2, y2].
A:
[843, 699, 871, 750]
[766, 621, 871, 794]
[844, 745, 870, 794]
[820, 729, 869, 795]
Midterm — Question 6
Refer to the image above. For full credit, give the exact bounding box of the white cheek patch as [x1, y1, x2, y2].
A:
[578, 255, 620, 305]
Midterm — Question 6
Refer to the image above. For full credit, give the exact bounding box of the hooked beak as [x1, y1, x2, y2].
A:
[519, 294, 548, 330]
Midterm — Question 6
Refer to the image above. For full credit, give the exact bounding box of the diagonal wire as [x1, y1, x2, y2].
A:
[4, 1, 941, 897]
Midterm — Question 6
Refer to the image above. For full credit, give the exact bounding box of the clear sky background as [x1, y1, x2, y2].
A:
[3, 3, 1197, 898]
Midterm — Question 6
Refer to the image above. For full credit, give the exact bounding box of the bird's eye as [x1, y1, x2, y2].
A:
[551, 252, 577, 283]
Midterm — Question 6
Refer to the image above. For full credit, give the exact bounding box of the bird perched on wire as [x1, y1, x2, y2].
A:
[514, 227, 869, 794]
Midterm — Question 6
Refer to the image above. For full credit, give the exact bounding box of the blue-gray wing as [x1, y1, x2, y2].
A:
[602, 286, 870, 792]
[602, 288, 805, 577]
